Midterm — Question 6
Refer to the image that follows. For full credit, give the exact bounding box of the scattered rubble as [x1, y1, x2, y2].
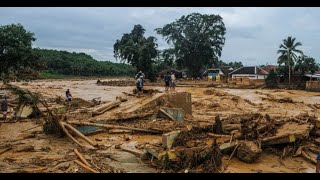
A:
[97, 79, 134, 86]
[0, 80, 319, 173]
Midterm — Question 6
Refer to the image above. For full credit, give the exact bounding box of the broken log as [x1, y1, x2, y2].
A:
[70, 122, 163, 134]
[92, 100, 121, 116]
[222, 124, 241, 133]
[60, 122, 85, 147]
[63, 123, 97, 147]
[301, 150, 317, 164]
[74, 160, 99, 173]
[74, 149, 91, 167]
[261, 134, 296, 146]
[208, 133, 231, 138]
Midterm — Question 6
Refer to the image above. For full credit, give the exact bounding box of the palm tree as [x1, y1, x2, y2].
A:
[277, 36, 303, 89]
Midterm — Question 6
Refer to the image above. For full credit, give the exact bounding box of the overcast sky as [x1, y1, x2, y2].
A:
[0, 7, 319, 66]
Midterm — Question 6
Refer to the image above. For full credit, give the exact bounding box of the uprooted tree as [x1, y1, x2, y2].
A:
[113, 24, 158, 81]
[0, 23, 46, 82]
[156, 13, 226, 77]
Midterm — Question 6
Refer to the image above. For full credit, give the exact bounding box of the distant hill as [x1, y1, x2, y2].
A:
[34, 49, 136, 77]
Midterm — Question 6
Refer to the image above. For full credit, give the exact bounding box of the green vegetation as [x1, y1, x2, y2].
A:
[113, 24, 158, 81]
[216, 60, 243, 69]
[0, 23, 46, 82]
[277, 36, 303, 88]
[34, 49, 136, 77]
[265, 70, 278, 88]
[0, 23, 136, 82]
[156, 13, 226, 77]
[295, 56, 319, 77]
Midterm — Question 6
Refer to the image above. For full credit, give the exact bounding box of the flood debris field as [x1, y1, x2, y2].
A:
[0, 79, 320, 173]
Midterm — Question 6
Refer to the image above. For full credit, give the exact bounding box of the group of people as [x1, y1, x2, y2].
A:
[135, 70, 176, 94]
[164, 71, 176, 91]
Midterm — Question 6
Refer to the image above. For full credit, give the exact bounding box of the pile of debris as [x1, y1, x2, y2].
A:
[96, 79, 135, 86]
[3, 83, 319, 173]
[138, 112, 319, 172]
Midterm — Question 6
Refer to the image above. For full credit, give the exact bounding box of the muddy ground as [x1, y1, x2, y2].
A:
[0, 78, 318, 173]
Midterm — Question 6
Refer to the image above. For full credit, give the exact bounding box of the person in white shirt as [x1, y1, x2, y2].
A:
[170, 72, 176, 91]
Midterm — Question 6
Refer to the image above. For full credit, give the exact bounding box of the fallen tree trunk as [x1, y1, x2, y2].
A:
[74, 149, 91, 167]
[63, 122, 96, 147]
[74, 160, 99, 173]
[261, 134, 296, 146]
[92, 100, 121, 116]
[207, 133, 231, 138]
[70, 122, 163, 134]
[222, 124, 241, 133]
[301, 150, 317, 164]
[60, 122, 85, 147]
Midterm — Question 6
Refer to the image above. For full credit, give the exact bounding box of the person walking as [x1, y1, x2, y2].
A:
[170, 72, 176, 91]
[164, 72, 171, 92]
[135, 71, 145, 90]
[136, 76, 143, 96]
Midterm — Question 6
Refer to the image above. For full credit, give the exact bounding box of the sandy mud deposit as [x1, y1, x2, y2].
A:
[0, 79, 319, 173]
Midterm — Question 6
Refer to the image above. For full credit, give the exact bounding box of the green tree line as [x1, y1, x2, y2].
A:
[34, 49, 136, 77]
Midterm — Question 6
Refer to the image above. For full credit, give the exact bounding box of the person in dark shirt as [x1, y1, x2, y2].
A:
[164, 72, 171, 91]
[66, 89, 70, 98]
[1, 95, 8, 120]
[66, 89, 72, 102]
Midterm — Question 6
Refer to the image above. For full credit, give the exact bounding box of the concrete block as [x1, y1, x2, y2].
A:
[162, 130, 181, 149]
[159, 107, 185, 123]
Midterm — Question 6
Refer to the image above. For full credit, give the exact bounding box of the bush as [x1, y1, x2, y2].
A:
[265, 70, 278, 88]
